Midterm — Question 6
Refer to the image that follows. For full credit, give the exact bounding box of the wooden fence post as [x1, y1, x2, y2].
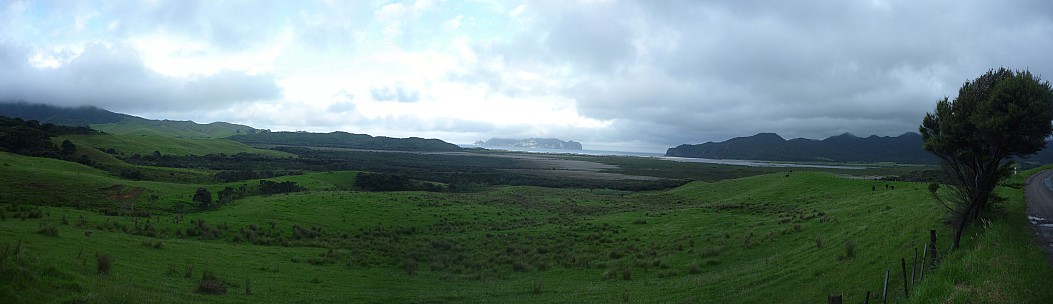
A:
[882, 269, 890, 304]
[911, 248, 918, 286]
[929, 229, 938, 267]
[901, 257, 909, 296]
[828, 294, 842, 304]
[919, 245, 928, 281]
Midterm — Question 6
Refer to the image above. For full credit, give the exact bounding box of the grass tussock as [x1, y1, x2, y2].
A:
[96, 253, 112, 275]
[197, 271, 227, 295]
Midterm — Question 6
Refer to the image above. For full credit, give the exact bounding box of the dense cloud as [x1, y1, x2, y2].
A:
[0, 42, 280, 112]
[3, 1, 1052, 152]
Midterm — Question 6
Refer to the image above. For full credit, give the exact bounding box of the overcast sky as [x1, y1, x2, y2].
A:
[2, 1, 1051, 152]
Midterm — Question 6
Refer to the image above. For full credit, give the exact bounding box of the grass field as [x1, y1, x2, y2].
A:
[0, 147, 968, 303]
[907, 166, 1053, 303]
[2, 145, 1051, 303]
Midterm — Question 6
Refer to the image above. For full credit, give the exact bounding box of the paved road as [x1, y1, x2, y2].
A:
[1025, 169, 1053, 266]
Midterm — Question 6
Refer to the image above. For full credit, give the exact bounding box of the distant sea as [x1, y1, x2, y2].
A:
[459, 145, 866, 169]
[459, 145, 663, 157]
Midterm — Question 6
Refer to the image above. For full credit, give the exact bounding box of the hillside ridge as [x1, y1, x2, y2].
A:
[666, 132, 936, 163]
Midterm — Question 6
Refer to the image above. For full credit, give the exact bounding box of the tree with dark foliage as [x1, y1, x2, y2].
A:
[60, 139, 77, 156]
[193, 188, 213, 210]
[920, 68, 1053, 249]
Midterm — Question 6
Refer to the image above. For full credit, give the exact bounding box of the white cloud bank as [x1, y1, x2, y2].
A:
[1, 0, 1051, 152]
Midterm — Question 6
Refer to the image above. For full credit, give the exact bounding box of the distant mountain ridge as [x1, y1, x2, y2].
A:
[0, 102, 254, 138]
[231, 131, 462, 152]
[475, 138, 582, 150]
[666, 132, 937, 164]
[0, 102, 462, 152]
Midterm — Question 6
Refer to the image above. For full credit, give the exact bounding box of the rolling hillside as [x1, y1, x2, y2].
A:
[0, 102, 255, 139]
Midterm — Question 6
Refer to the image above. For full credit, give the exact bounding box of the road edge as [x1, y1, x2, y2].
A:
[1025, 169, 1053, 267]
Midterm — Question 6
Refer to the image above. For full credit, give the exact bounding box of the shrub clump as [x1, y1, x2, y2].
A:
[197, 271, 227, 295]
[402, 258, 418, 275]
[37, 224, 59, 237]
[96, 253, 113, 275]
[686, 262, 702, 274]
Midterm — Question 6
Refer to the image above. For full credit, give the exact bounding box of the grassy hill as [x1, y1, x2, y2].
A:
[1, 131, 1050, 303]
[56, 134, 292, 158]
[90, 118, 255, 139]
[0, 102, 257, 139]
[0, 148, 981, 303]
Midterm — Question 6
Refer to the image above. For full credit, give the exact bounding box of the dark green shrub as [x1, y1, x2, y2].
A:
[686, 262, 702, 274]
[402, 258, 418, 275]
[96, 253, 112, 275]
[197, 271, 227, 295]
[37, 224, 58, 237]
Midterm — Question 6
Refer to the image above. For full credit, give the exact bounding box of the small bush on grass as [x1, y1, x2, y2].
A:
[402, 258, 418, 275]
[37, 224, 59, 237]
[197, 271, 227, 295]
[96, 253, 112, 275]
[699, 245, 723, 258]
[844, 240, 856, 258]
[165, 263, 178, 276]
[686, 262, 702, 274]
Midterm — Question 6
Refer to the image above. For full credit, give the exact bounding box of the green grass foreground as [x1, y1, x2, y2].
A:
[908, 167, 1053, 303]
[0, 150, 959, 303]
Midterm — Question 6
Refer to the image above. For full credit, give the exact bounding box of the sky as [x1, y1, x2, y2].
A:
[1, 0, 1052, 152]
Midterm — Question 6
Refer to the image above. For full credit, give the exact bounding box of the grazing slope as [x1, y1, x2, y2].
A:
[90, 119, 255, 139]
[0, 149, 963, 303]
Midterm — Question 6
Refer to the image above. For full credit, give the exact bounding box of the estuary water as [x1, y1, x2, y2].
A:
[460, 145, 867, 170]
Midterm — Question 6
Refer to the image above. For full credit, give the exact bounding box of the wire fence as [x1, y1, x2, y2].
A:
[826, 229, 949, 304]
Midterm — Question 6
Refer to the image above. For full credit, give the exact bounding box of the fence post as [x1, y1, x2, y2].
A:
[929, 229, 938, 268]
[882, 269, 890, 304]
[919, 245, 928, 281]
[901, 257, 909, 296]
[828, 294, 842, 304]
[911, 248, 918, 286]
